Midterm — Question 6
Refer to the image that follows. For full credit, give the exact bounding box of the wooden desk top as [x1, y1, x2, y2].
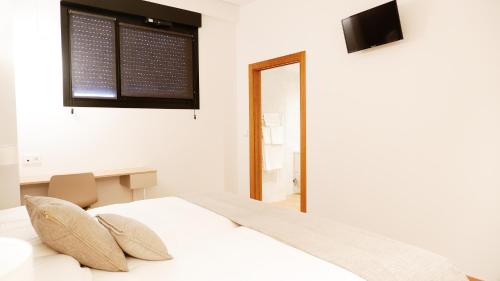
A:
[20, 167, 156, 186]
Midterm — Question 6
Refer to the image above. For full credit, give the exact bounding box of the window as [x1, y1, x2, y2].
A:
[61, 0, 201, 109]
[69, 11, 117, 99]
[119, 24, 194, 100]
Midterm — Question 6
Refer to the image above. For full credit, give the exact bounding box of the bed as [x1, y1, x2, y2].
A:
[0, 193, 468, 281]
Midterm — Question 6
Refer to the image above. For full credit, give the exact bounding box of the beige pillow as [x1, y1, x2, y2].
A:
[24, 196, 128, 272]
[96, 214, 171, 261]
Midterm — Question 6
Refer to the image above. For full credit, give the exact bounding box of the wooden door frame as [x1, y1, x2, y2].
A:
[249, 51, 307, 213]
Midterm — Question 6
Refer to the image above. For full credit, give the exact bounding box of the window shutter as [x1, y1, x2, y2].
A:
[69, 11, 117, 99]
[119, 23, 194, 100]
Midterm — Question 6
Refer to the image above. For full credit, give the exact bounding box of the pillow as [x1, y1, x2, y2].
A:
[96, 214, 171, 261]
[24, 196, 128, 272]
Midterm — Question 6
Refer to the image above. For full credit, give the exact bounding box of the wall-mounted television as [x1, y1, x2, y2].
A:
[342, 1, 403, 54]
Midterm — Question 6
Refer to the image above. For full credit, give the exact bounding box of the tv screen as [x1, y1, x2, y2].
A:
[342, 1, 403, 53]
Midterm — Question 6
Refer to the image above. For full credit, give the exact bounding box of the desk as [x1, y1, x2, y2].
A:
[20, 168, 157, 207]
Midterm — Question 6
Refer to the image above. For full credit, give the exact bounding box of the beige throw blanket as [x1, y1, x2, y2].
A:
[180, 192, 467, 281]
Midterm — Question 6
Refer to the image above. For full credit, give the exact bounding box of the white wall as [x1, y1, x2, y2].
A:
[261, 64, 300, 202]
[235, 0, 500, 280]
[0, 0, 21, 209]
[14, 0, 238, 197]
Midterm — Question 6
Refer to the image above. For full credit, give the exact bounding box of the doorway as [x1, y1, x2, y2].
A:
[249, 51, 306, 212]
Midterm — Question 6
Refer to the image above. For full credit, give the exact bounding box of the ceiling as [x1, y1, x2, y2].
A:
[222, 0, 255, 6]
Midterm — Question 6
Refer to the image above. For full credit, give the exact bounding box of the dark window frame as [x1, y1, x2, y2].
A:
[60, 0, 201, 109]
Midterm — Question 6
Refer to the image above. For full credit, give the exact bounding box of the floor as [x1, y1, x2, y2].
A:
[272, 193, 300, 211]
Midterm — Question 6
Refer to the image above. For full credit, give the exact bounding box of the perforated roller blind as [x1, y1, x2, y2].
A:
[69, 11, 117, 99]
[119, 23, 194, 100]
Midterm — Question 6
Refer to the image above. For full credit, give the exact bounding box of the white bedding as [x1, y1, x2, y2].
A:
[0, 197, 364, 281]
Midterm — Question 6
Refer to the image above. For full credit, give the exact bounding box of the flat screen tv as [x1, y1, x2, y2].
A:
[342, 1, 403, 53]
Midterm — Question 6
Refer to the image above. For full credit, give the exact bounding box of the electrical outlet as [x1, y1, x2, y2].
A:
[22, 155, 42, 167]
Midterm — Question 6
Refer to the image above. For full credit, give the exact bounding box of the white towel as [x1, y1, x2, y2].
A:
[263, 113, 281, 127]
[270, 126, 284, 145]
[262, 127, 272, 144]
[263, 145, 283, 171]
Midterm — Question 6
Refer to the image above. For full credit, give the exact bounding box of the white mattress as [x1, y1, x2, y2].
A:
[0, 197, 364, 281]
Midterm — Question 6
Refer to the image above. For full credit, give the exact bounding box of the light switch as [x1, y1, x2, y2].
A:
[22, 154, 41, 167]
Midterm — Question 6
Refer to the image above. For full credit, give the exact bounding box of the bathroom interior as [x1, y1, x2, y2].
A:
[261, 63, 301, 211]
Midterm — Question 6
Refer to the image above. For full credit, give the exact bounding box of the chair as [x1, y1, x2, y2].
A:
[48, 173, 98, 209]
